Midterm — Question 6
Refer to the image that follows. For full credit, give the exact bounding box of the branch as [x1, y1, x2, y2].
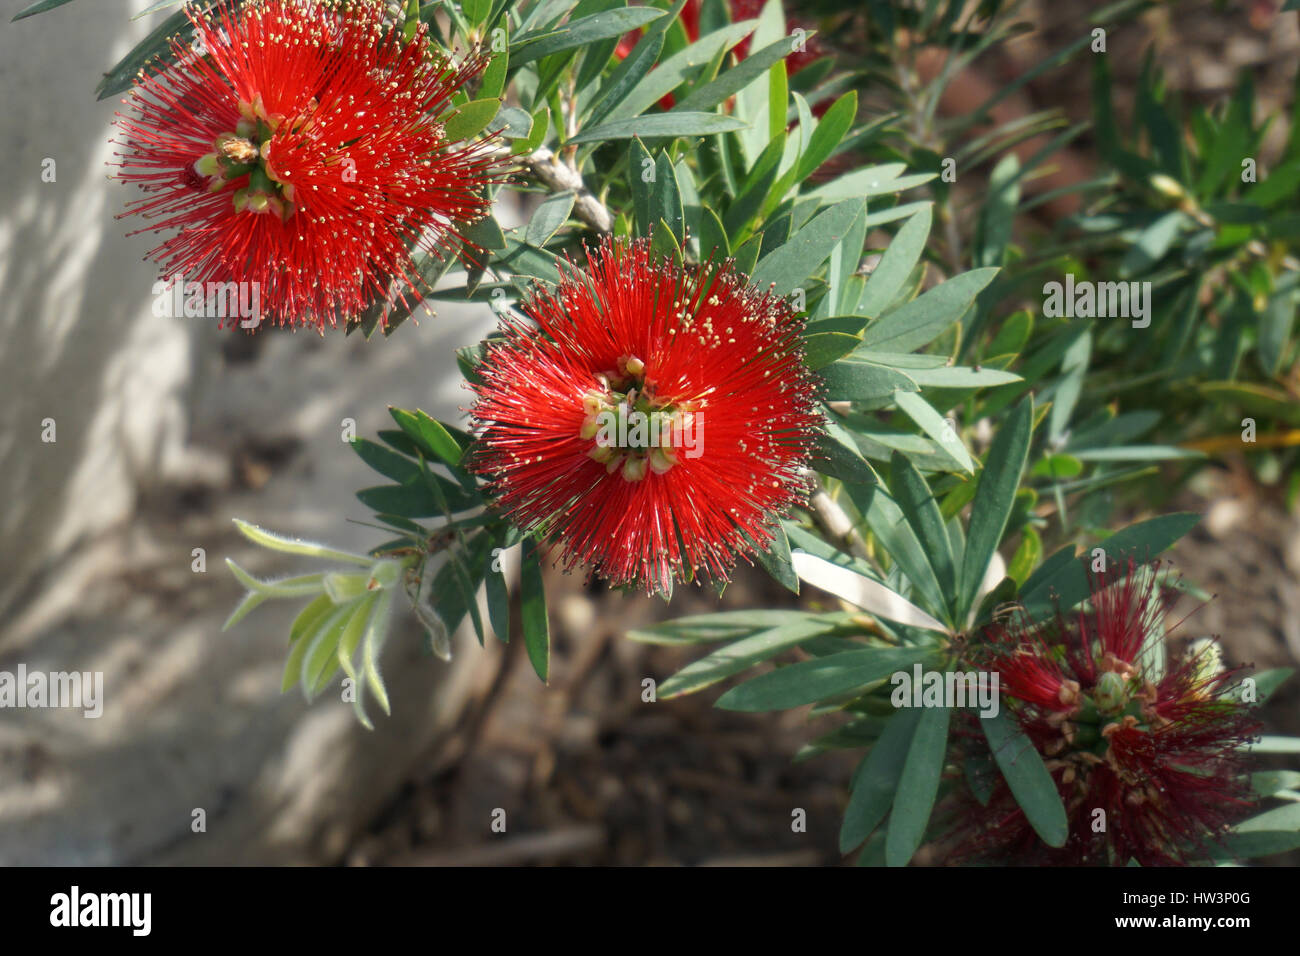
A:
[496, 145, 614, 235]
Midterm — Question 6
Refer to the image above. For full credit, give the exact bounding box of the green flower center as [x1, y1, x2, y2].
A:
[580, 355, 694, 482]
[192, 97, 297, 221]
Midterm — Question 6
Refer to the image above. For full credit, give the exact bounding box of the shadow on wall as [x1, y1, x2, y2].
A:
[0, 1, 515, 864]
[0, 0, 219, 618]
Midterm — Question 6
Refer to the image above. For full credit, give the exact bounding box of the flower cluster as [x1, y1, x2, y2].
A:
[957, 561, 1260, 866]
[469, 236, 821, 595]
[113, 0, 503, 330]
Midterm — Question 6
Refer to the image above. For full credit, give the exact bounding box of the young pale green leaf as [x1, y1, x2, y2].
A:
[716, 645, 932, 712]
[789, 551, 948, 633]
[886, 705, 951, 866]
[361, 588, 394, 716]
[278, 595, 336, 693]
[839, 708, 923, 853]
[520, 539, 550, 682]
[300, 603, 354, 701]
[232, 519, 372, 567]
[958, 396, 1032, 619]
[981, 709, 1069, 847]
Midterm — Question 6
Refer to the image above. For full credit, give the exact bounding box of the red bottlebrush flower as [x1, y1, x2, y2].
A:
[113, 0, 503, 330]
[952, 560, 1260, 866]
[469, 236, 821, 595]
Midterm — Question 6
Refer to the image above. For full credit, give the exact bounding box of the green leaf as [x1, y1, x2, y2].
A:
[512, 7, 665, 65]
[894, 390, 975, 474]
[653, 153, 686, 243]
[751, 200, 866, 298]
[861, 268, 999, 353]
[445, 98, 502, 141]
[716, 646, 931, 712]
[356, 478, 477, 518]
[958, 396, 1032, 619]
[1020, 513, 1202, 619]
[698, 205, 729, 259]
[611, 18, 759, 121]
[903, 365, 1022, 388]
[351, 438, 422, 484]
[839, 707, 923, 853]
[1234, 802, 1300, 834]
[819, 357, 919, 401]
[888, 452, 957, 597]
[96, 6, 205, 100]
[886, 705, 950, 866]
[583, 3, 670, 128]
[752, 523, 798, 594]
[570, 112, 747, 145]
[974, 153, 1020, 268]
[672, 33, 809, 113]
[628, 138, 655, 236]
[1120, 211, 1185, 278]
[795, 91, 857, 183]
[485, 556, 510, 644]
[803, 332, 860, 370]
[805, 166, 935, 203]
[388, 407, 466, 468]
[856, 207, 930, 317]
[12, 0, 78, 19]
[981, 709, 1068, 847]
[525, 190, 576, 247]
[811, 427, 879, 484]
[520, 539, 550, 682]
[627, 609, 831, 645]
[659, 617, 839, 699]
[767, 60, 788, 143]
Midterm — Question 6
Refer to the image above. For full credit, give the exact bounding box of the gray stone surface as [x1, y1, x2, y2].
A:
[0, 0, 508, 864]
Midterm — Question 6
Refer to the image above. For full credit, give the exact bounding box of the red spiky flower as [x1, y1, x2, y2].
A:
[113, 0, 503, 330]
[469, 236, 821, 595]
[955, 560, 1260, 866]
